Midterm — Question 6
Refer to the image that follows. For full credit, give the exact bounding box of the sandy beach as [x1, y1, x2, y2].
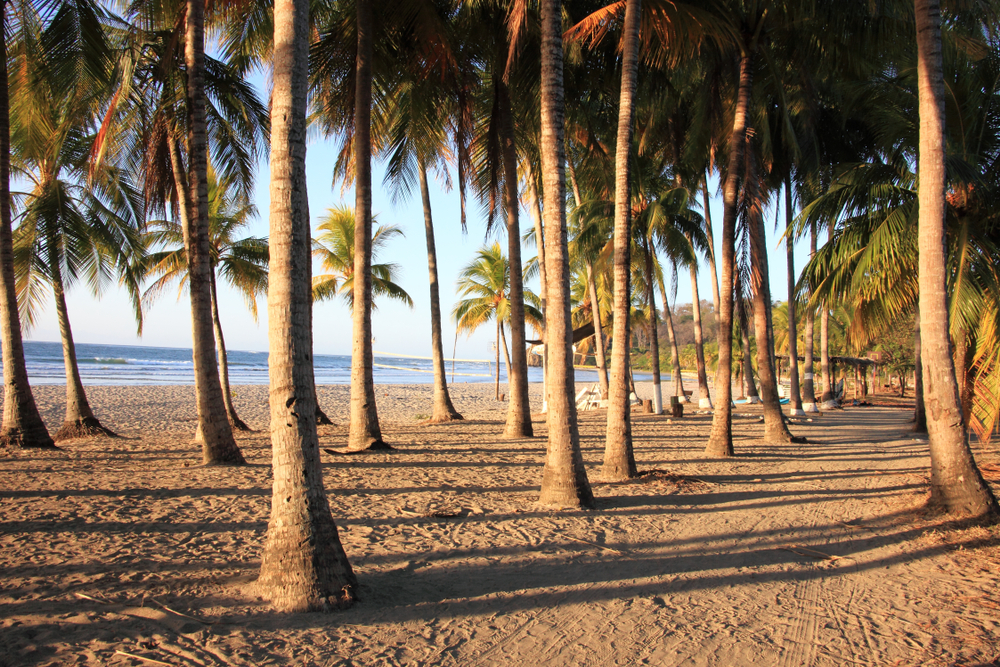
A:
[2, 383, 999, 666]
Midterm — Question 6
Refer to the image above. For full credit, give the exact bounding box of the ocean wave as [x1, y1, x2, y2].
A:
[80, 357, 129, 365]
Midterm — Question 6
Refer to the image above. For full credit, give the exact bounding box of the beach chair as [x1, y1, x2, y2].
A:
[575, 383, 602, 411]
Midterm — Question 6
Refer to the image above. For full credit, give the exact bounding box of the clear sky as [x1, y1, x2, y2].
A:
[24, 71, 816, 361]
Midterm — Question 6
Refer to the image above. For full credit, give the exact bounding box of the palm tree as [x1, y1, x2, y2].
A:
[452, 243, 541, 402]
[9, 0, 143, 441]
[311, 207, 412, 310]
[537, 0, 594, 509]
[256, 0, 356, 612]
[603, 0, 641, 482]
[143, 168, 268, 432]
[914, 0, 995, 516]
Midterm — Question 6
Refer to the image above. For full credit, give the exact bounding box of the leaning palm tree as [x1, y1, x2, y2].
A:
[452, 242, 541, 402]
[9, 0, 144, 441]
[311, 206, 412, 310]
[255, 0, 356, 612]
[142, 167, 268, 432]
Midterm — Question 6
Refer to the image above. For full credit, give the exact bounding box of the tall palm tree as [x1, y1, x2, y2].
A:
[603, 0, 641, 481]
[143, 168, 268, 432]
[256, 0, 356, 612]
[914, 0, 995, 516]
[9, 0, 143, 441]
[311, 207, 412, 309]
[537, 0, 593, 509]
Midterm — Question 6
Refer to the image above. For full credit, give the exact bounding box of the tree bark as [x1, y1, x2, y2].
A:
[185, 0, 243, 464]
[688, 240, 712, 409]
[658, 278, 686, 403]
[418, 163, 462, 422]
[0, 7, 53, 449]
[702, 177, 721, 315]
[537, 0, 593, 509]
[603, 0, 641, 480]
[495, 317, 501, 400]
[642, 236, 662, 414]
[749, 189, 795, 443]
[820, 298, 834, 407]
[499, 322, 513, 393]
[914, 0, 997, 516]
[256, 0, 356, 612]
[209, 271, 250, 431]
[784, 179, 803, 416]
[739, 296, 759, 402]
[497, 82, 532, 437]
[707, 52, 754, 457]
[801, 219, 818, 411]
[913, 313, 927, 432]
[348, 0, 387, 451]
[46, 223, 115, 440]
[526, 162, 548, 409]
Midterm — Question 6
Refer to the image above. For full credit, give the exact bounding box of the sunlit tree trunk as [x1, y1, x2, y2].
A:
[526, 164, 548, 409]
[603, 0, 641, 479]
[348, 0, 387, 451]
[820, 299, 834, 408]
[914, 0, 997, 516]
[801, 219, 818, 412]
[749, 190, 794, 443]
[537, 0, 593, 509]
[418, 163, 462, 422]
[784, 179, 804, 416]
[707, 53, 753, 457]
[498, 82, 532, 437]
[185, 0, 243, 464]
[658, 278, 686, 403]
[702, 178, 721, 314]
[0, 5, 53, 449]
[209, 271, 250, 431]
[913, 314, 927, 432]
[642, 236, 662, 414]
[688, 240, 711, 409]
[256, 0, 357, 611]
[46, 224, 115, 440]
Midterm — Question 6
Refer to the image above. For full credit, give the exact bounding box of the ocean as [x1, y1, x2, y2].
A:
[19, 340, 638, 386]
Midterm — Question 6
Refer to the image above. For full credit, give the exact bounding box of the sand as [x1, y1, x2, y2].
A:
[1, 383, 999, 666]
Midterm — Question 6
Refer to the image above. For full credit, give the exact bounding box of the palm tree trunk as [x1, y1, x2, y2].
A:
[642, 237, 662, 414]
[495, 317, 501, 400]
[707, 51, 754, 457]
[46, 226, 114, 440]
[749, 188, 794, 443]
[537, 0, 593, 509]
[348, 0, 387, 451]
[500, 322, 513, 395]
[702, 177, 721, 315]
[913, 313, 927, 432]
[737, 278, 760, 403]
[209, 271, 250, 431]
[585, 262, 609, 399]
[785, 179, 804, 416]
[568, 157, 609, 399]
[603, 0, 641, 481]
[526, 162, 548, 410]
[820, 298, 834, 408]
[0, 8, 53, 449]
[801, 219, 818, 412]
[184, 0, 243, 465]
[418, 163, 462, 422]
[498, 82, 532, 437]
[657, 278, 686, 403]
[914, 0, 997, 517]
[257, 0, 356, 612]
[688, 254, 712, 409]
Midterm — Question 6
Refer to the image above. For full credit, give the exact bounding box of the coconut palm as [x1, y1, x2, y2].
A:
[311, 206, 412, 310]
[536, 0, 594, 509]
[10, 5, 144, 441]
[452, 242, 541, 402]
[142, 167, 268, 432]
[256, 0, 356, 612]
